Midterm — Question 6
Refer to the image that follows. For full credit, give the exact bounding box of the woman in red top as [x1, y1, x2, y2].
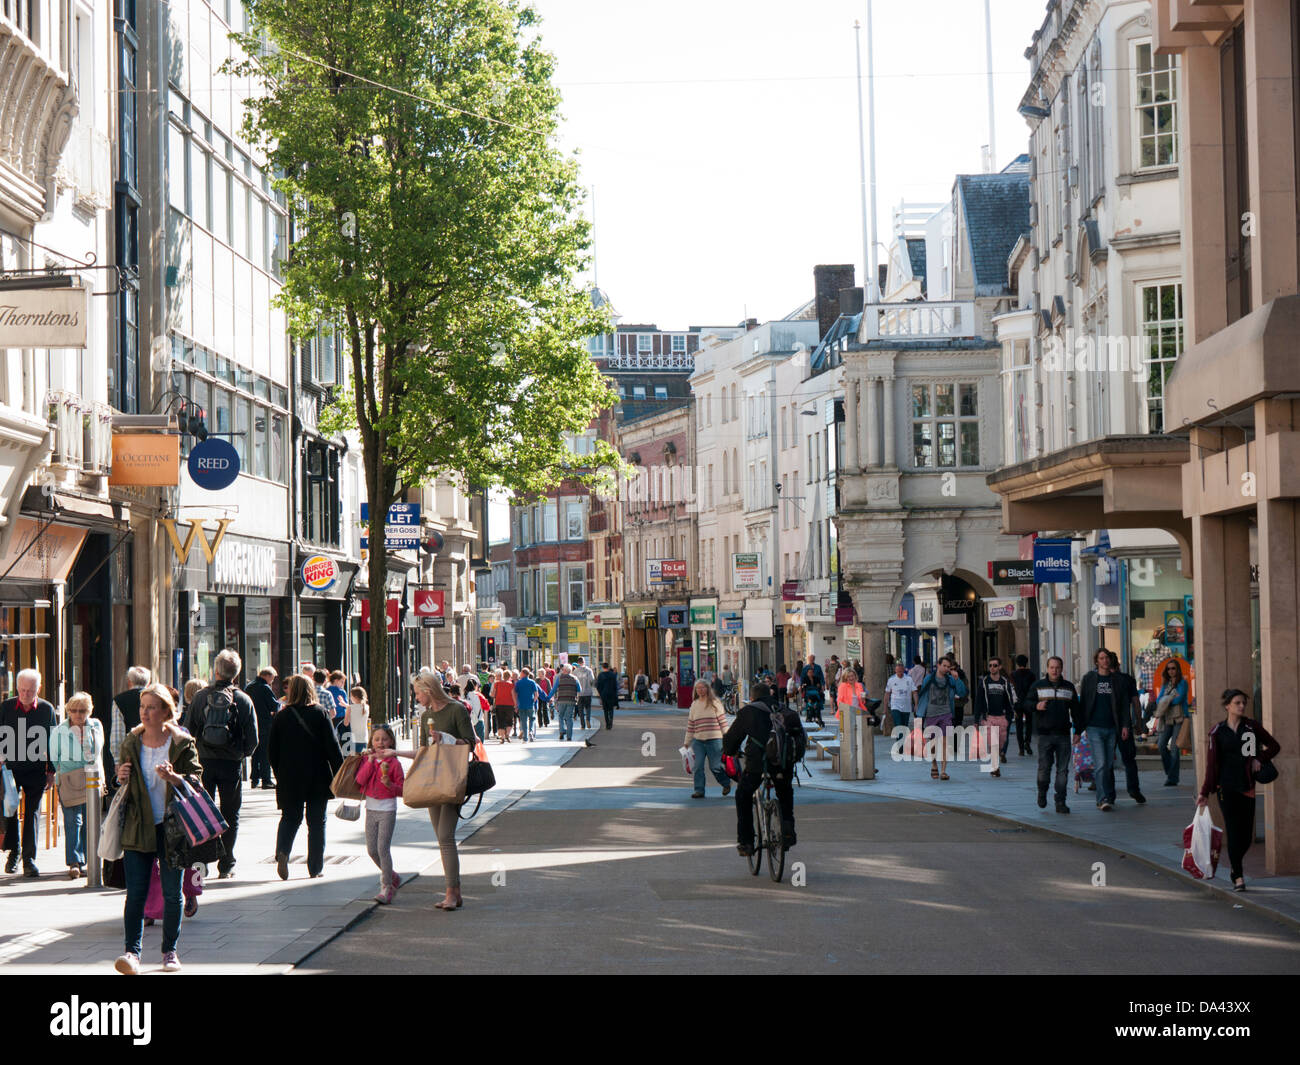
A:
[490, 669, 517, 743]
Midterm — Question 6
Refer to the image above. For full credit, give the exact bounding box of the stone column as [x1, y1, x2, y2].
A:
[882, 376, 897, 467]
[844, 376, 860, 472]
[865, 377, 881, 468]
[1180, 44, 1228, 345]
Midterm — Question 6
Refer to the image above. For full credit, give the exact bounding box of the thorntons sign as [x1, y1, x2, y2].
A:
[0, 285, 90, 349]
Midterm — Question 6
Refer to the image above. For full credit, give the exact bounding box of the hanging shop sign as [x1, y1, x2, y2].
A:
[985, 598, 1022, 622]
[743, 607, 774, 639]
[658, 605, 688, 628]
[110, 433, 180, 487]
[689, 599, 717, 627]
[360, 598, 400, 633]
[412, 588, 446, 628]
[187, 437, 240, 491]
[359, 502, 421, 550]
[989, 560, 1035, 585]
[732, 552, 761, 591]
[1033, 539, 1073, 584]
[0, 284, 90, 348]
[300, 554, 340, 593]
[586, 609, 623, 630]
[719, 610, 743, 636]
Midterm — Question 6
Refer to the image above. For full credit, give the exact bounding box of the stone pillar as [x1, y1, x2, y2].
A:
[882, 376, 896, 467]
[844, 376, 860, 472]
[865, 377, 881, 468]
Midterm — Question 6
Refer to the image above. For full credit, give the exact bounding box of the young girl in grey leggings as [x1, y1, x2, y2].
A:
[355, 724, 404, 904]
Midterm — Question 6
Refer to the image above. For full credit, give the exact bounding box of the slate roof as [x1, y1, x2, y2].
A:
[906, 238, 927, 289]
[956, 171, 1030, 296]
[809, 311, 863, 372]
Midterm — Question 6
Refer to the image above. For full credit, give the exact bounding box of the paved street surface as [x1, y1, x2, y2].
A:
[299, 708, 1300, 975]
[0, 716, 600, 974]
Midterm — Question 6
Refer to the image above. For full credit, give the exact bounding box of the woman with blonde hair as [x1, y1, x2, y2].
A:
[684, 680, 731, 799]
[50, 691, 103, 878]
[408, 671, 475, 910]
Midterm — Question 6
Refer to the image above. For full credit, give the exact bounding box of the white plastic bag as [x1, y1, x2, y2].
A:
[97, 784, 131, 862]
[1, 766, 17, 818]
[1182, 806, 1222, 880]
[679, 745, 696, 776]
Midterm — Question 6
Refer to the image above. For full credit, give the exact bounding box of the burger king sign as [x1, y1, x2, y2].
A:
[301, 554, 339, 593]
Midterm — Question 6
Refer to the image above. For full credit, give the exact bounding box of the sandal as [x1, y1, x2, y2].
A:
[940, 772, 950, 781]
[931, 763, 939, 779]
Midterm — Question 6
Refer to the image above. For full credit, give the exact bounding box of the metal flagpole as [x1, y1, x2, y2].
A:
[854, 20, 872, 302]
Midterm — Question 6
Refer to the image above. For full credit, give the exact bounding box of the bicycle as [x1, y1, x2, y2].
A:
[743, 760, 787, 883]
[718, 684, 739, 714]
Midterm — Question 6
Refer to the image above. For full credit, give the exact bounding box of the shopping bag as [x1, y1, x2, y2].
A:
[170, 778, 229, 847]
[1182, 806, 1223, 880]
[1072, 734, 1094, 780]
[1176, 717, 1192, 753]
[680, 745, 696, 775]
[403, 742, 469, 808]
[1, 766, 17, 818]
[329, 752, 365, 800]
[96, 781, 131, 861]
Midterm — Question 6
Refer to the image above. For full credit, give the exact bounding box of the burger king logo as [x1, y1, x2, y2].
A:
[301, 554, 339, 591]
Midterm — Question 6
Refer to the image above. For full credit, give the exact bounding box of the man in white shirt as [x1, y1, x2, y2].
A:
[886, 661, 918, 728]
[572, 656, 596, 730]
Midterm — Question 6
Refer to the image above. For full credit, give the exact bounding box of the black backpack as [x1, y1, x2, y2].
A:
[201, 687, 239, 750]
[763, 704, 802, 779]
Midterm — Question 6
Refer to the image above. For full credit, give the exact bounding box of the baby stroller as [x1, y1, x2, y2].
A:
[1072, 732, 1095, 793]
[804, 688, 825, 727]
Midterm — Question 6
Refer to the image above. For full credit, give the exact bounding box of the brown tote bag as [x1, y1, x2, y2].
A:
[330, 753, 366, 800]
[403, 743, 469, 808]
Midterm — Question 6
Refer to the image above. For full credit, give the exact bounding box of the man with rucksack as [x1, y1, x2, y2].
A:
[186, 649, 258, 878]
[722, 682, 806, 857]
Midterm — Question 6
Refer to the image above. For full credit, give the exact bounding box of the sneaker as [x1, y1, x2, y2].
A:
[1130, 792, 1147, 805]
[991, 769, 1001, 778]
[690, 792, 704, 799]
[1163, 780, 1179, 787]
[781, 823, 797, 849]
[114, 952, 140, 975]
[1100, 802, 1113, 811]
[22, 863, 39, 878]
[3, 852, 17, 874]
[1037, 794, 1047, 809]
[275, 852, 289, 881]
[722, 781, 731, 796]
[390, 873, 401, 892]
[1056, 802, 1070, 814]
[217, 866, 235, 880]
[161, 951, 182, 973]
[736, 843, 755, 857]
[374, 887, 395, 905]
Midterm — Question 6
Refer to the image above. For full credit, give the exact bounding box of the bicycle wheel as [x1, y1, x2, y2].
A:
[765, 793, 785, 883]
[747, 793, 762, 876]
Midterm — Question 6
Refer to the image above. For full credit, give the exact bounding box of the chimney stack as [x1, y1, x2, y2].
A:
[813, 264, 856, 341]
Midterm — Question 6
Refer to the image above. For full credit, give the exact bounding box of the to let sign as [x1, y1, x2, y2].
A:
[0, 284, 90, 348]
[360, 502, 422, 549]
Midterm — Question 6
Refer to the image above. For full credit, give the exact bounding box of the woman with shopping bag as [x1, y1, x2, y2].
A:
[112, 684, 202, 975]
[1197, 688, 1280, 891]
[50, 691, 103, 878]
[683, 680, 730, 799]
[402, 671, 475, 911]
[1151, 660, 1190, 786]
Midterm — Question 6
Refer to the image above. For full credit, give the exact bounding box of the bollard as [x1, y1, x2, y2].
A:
[85, 766, 102, 888]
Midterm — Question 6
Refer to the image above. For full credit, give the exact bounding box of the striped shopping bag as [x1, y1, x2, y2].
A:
[171, 778, 228, 846]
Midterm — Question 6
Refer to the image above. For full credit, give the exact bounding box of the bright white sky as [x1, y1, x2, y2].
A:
[530, 0, 1049, 327]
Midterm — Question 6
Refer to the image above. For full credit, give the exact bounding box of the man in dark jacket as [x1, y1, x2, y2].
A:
[0, 669, 56, 876]
[1079, 648, 1130, 812]
[722, 683, 805, 855]
[1010, 655, 1036, 756]
[103, 665, 150, 792]
[972, 656, 1018, 777]
[187, 650, 258, 877]
[245, 667, 279, 790]
[1107, 651, 1146, 805]
[1029, 656, 1081, 814]
[595, 663, 620, 730]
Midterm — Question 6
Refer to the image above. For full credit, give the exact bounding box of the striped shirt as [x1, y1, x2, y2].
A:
[685, 699, 728, 742]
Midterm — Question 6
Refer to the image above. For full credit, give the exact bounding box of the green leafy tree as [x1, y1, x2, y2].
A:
[234, 0, 615, 719]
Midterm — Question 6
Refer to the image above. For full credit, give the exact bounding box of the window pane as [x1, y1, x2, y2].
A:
[234, 395, 250, 469]
[912, 423, 932, 467]
[959, 383, 978, 417]
[213, 386, 232, 437]
[911, 384, 930, 418]
[168, 124, 187, 212]
[935, 383, 955, 417]
[938, 422, 956, 467]
[960, 422, 979, 466]
[254, 406, 268, 478]
[211, 165, 228, 243]
[191, 141, 208, 228]
[271, 412, 285, 482]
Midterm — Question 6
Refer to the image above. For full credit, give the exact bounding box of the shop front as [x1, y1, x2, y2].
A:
[176, 531, 292, 687]
[719, 608, 743, 677]
[585, 605, 622, 670]
[296, 550, 359, 677]
[742, 603, 775, 684]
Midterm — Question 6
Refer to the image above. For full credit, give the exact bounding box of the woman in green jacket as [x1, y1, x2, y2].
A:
[409, 671, 475, 911]
[113, 684, 202, 975]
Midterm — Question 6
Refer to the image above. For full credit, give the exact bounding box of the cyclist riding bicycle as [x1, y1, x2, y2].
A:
[721, 682, 806, 857]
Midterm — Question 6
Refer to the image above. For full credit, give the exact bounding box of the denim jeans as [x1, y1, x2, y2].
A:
[890, 707, 911, 729]
[124, 823, 182, 955]
[1158, 721, 1181, 784]
[577, 695, 592, 729]
[3, 771, 45, 862]
[557, 703, 575, 741]
[1086, 726, 1118, 805]
[1036, 733, 1071, 803]
[691, 738, 728, 794]
[62, 803, 86, 866]
[518, 706, 537, 741]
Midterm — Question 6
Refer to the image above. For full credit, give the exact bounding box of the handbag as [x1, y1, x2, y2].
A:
[163, 805, 226, 869]
[1175, 716, 1192, 752]
[330, 752, 366, 800]
[1252, 758, 1279, 785]
[97, 781, 132, 861]
[171, 777, 229, 847]
[57, 767, 88, 808]
[403, 741, 469, 808]
[334, 801, 361, 821]
[459, 752, 497, 819]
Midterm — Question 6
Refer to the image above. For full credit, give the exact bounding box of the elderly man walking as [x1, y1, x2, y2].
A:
[553, 665, 581, 741]
[1, 669, 56, 877]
